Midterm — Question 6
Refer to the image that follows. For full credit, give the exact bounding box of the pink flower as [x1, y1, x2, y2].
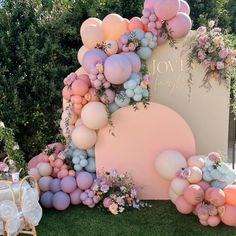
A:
[110, 169, 118, 177]
[0, 162, 9, 172]
[197, 26, 206, 34]
[208, 20, 215, 28]
[116, 196, 125, 206]
[197, 35, 208, 46]
[198, 50, 206, 61]
[218, 49, 229, 59]
[212, 27, 221, 33]
[216, 61, 225, 70]
[103, 197, 112, 208]
[100, 184, 109, 193]
[208, 152, 221, 162]
[176, 168, 191, 179]
[144, 74, 151, 84]
[131, 189, 137, 198]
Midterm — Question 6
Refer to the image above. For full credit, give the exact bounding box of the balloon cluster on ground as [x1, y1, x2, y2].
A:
[155, 150, 236, 227]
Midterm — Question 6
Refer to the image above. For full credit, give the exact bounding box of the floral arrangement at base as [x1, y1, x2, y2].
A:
[186, 20, 236, 90]
[92, 169, 150, 215]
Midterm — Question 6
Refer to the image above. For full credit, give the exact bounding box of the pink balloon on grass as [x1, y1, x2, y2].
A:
[179, 0, 190, 15]
[52, 191, 70, 210]
[104, 54, 132, 84]
[61, 176, 77, 193]
[183, 184, 204, 205]
[76, 172, 94, 190]
[121, 52, 141, 73]
[154, 0, 180, 20]
[70, 188, 82, 205]
[166, 12, 192, 39]
[40, 191, 54, 208]
[82, 48, 107, 73]
[175, 195, 194, 214]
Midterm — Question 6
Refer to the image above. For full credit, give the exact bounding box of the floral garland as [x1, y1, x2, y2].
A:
[186, 20, 236, 98]
[0, 121, 27, 176]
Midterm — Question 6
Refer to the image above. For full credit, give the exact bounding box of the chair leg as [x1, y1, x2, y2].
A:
[2, 221, 6, 236]
[32, 225, 37, 236]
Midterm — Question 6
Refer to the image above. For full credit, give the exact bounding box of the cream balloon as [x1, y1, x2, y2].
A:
[186, 166, 202, 184]
[77, 46, 89, 65]
[81, 102, 108, 130]
[80, 17, 102, 35]
[169, 187, 179, 204]
[187, 155, 205, 168]
[155, 150, 187, 180]
[71, 125, 97, 149]
[81, 24, 105, 48]
[170, 177, 190, 195]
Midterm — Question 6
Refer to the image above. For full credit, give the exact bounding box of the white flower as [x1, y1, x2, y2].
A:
[0, 121, 5, 128]
[13, 144, 19, 150]
[208, 20, 215, 28]
[120, 186, 127, 193]
[119, 207, 125, 213]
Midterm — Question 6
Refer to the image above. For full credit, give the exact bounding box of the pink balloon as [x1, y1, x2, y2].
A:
[80, 18, 102, 35]
[104, 54, 132, 84]
[28, 154, 44, 169]
[128, 17, 144, 31]
[154, 0, 180, 20]
[54, 159, 63, 168]
[77, 46, 89, 65]
[52, 191, 70, 210]
[175, 196, 194, 214]
[75, 67, 88, 77]
[70, 188, 82, 205]
[76, 172, 94, 190]
[186, 166, 202, 184]
[78, 74, 91, 87]
[166, 12, 192, 39]
[179, 0, 190, 15]
[218, 205, 236, 226]
[144, 0, 156, 8]
[61, 176, 77, 193]
[205, 187, 225, 207]
[62, 86, 72, 100]
[47, 143, 65, 155]
[207, 215, 221, 227]
[121, 52, 141, 73]
[82, 48, 107, 73]
[197, 181, 211, 191]
[71, 80, 89, 96]
[183, 184, 204, 205]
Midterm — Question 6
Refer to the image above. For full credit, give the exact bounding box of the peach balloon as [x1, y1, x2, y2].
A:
[81, 24, 105, 48]
[179, 0, 190, 15]
[128, 17, 144, 31]
[224, 185, 236, 206]
[102, 14, 127, 40]
[186, 166, 202, 184]
[71, 80, 89, 96]
[103, 39, 118, 56]
[71, 95, 82, 104]
[197, 181, 211, 191]
[81, 102, 108, 130]
[183, 184, 204, 205]
[155, 150, 187, 180]
[169, 187, 179, 204]
[75, 67, 88, 76]
[199, 219, 208, 226]
[123, 18, 130, 29]
[80, 17, 102, 35]
[58, 169, 69, 179]
[77, 46, 89, 65]
[78, 74, 91, 86]
[72, 125, 97, 149]
[37, 162, 52, 177]
[207, 215, 221, 227]
[187, 155, 205, 168]
[42, 155, 49, 163]
[170, 178, 189, 195]
[29, 168, 41, 181]
[69, 170, 76, 177]
[166, 12, 192, 39]
[175, 196, 194, 214]
[54, 159, 64, 168]
[53, 167, 60, 174]
[62, 86, 72, 100]
[61, 164, 68, 170]
[205, 187, 225, 207]
[218, 204, 236, 226]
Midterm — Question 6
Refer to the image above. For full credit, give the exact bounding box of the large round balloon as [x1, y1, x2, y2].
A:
[75, 67, 88, 77]
[72, 125, 97, 150]
[121, 52, 141, 73]
[70, 188, 82, 205]
[77, 46, 89, 65]
[183, 184, 204, 205]
[218, 204, 236, 226]
[205, 187, 225, 207]
[49, 178, 61, 193]
[179, 0, 190, 15]
[40, 191, 54, 208]
[52, 191, 70, 211]
[224, 185, 236, 206]
[104, 54, 132, 84]
[82, 48, 107, 73]
[76, 172, 94, 190]
[169, 187, 178, 204]
[61, 176, 77, 193]
[170, 178, 189, 195]
[81, 102, 108, 130]
[81, 25, 105, 48]
[102, 14, 127, 40]
[38, 176, 53, 192]
[154, 0, 180, 21]
[80, 17, 102, 35]
[166, 12, 192, 39]
[175, 195, 194, 214]
[155, 150, 187, 180]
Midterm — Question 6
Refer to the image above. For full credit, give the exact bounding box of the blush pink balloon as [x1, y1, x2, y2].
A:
[78, 74, 91, 87]
[77, 46, 89, 65]
[54, 159, 64, 168]
[71, 95, 82, 104]
[61, 176, 77, 193]
[80, 17, 102, 35]
[144, 0, 156, 8]
[207, 215, 221, 227]
[154, 0, 180, 20]
[170, 178, 189, 195]
[70, 188, 82, 205]
[179, 0, 190, 15]
[197, 181, 211, 191]
[166, 12, 192, 39]
[104, 54, 132, 84]
[218, 205, 236, 226]
[76, 172, 94, 190]
[38, 162, 53, 177]
[183, 184, 204, 205]
[72, 80, 89, 96]
[187, 155, 205, 168]
[205, 187, 225, 207]
[121, 52, 141, 73]
[82, 48, 107, 73]
[175, 196, 194, 214]
[128, 17, 144, 31]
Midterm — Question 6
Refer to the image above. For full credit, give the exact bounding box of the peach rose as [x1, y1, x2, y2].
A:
[109, 203, 118, 215]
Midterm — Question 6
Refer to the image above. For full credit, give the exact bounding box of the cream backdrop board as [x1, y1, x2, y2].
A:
[147, 31, 230, 156]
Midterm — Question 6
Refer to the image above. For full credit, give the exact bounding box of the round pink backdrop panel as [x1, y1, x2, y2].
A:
[95, 103, 196, 199]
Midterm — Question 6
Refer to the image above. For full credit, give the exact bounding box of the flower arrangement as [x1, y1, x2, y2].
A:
[92, 170, 149, 215]
[187, 20, 236, 90]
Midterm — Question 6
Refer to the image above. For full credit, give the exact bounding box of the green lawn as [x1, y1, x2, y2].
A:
[36, 201, 236, 236]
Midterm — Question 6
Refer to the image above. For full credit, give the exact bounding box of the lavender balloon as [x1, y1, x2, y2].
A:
[40, 191, 54, 208]
[52, 191, 70, 211]
[76, 171, 94, 190]
[61, 176, 77, 193]
[49, 178, 61, 193]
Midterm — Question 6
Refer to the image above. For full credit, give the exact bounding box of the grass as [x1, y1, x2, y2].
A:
[35, 201, 236, 236]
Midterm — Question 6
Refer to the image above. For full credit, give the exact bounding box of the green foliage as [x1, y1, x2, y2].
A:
[0, 122, 27, 176]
